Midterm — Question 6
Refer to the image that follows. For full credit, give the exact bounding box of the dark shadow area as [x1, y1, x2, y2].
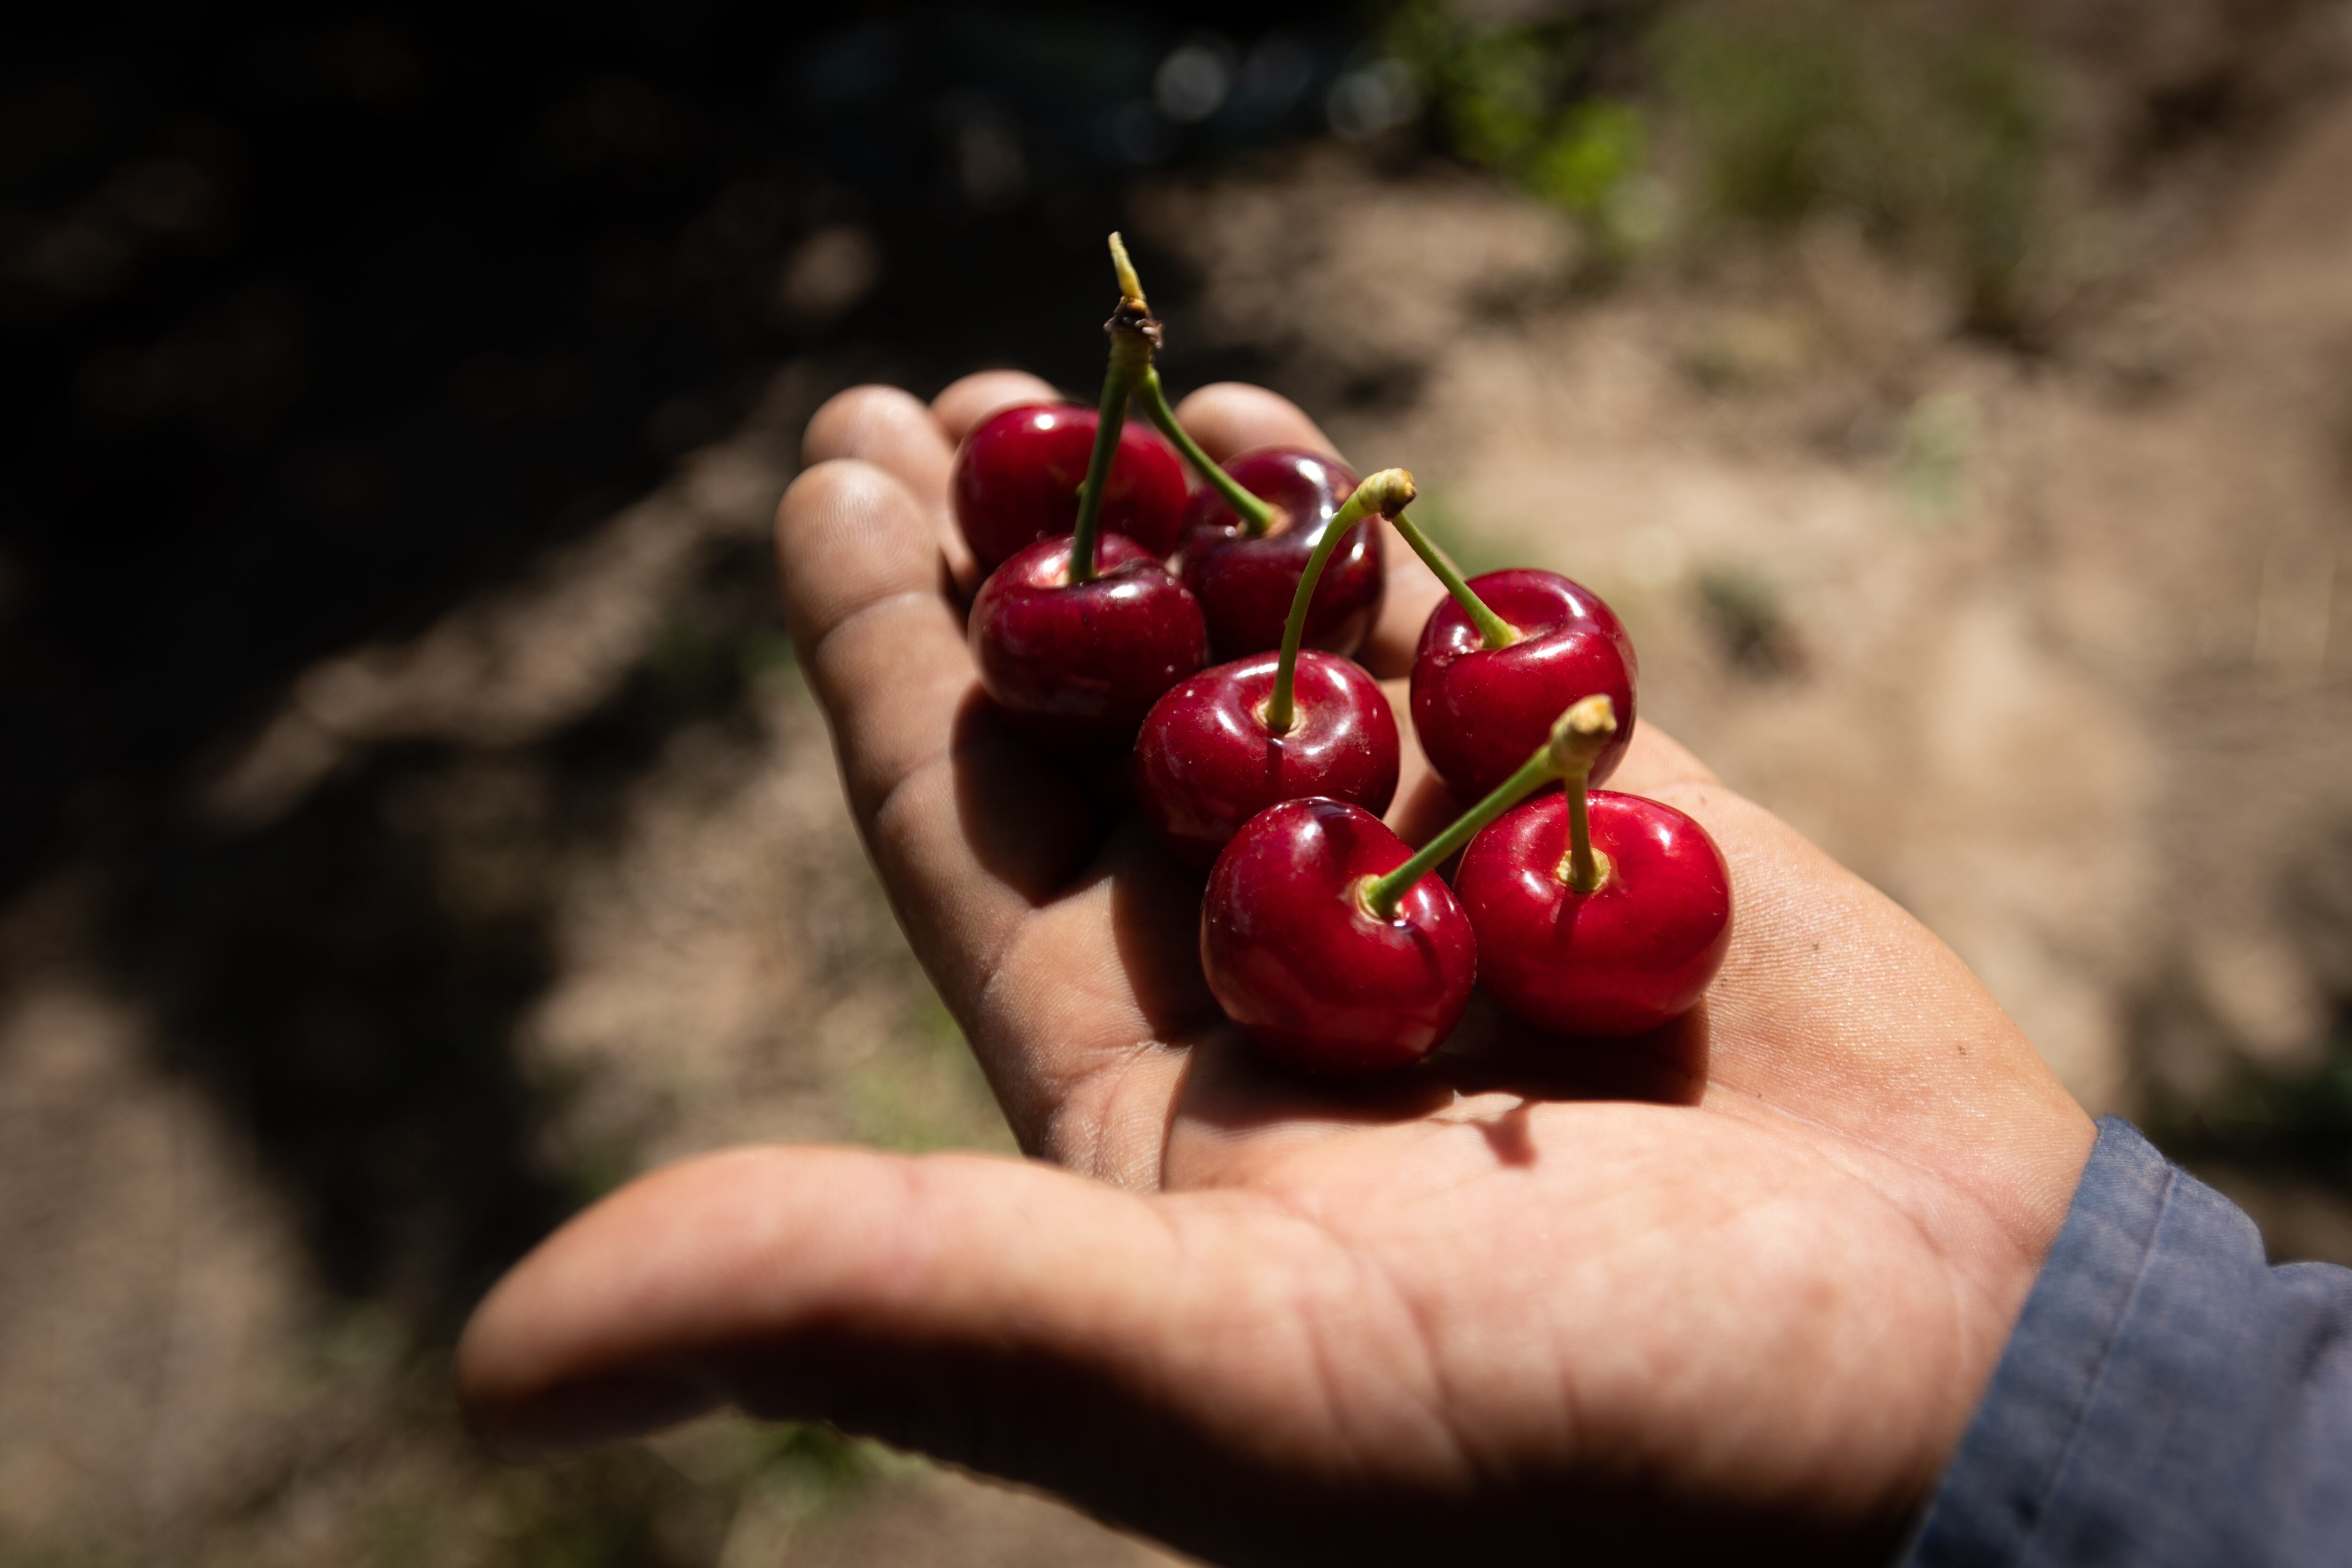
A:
[1176, 1027, 1464, 1130]
[1170, 994, 1708, 1144]
[112, 529, 787, 1330]
[1, 1, 1343, 896]
[1, 2, 1365, 1336]
[1472, 1097, 1537, 1165]
[1101, 817, 1228, 1036]
[947, 687, 1116, 906]
[1440, 992, 1712, 1109]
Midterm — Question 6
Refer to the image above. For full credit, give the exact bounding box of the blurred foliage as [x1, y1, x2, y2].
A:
[1384, 0, 1659, 255]
[747, 1421, 893, 1518]
[327, 1410, 892, 1568]
[1658, 2, 2043, 326]
[1673, 306, 1813, 392]
[737, 627, 800, 692]
[1896, 390, 1980, 520]
[1389, 0, 2048, 323]
[846, 994, 1016, 1154]
[1692, 565, 1802, 677]
[2147, 1026, 2352, 1186]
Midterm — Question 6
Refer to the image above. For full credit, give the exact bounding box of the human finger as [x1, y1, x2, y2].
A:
[1378, 677, 1454, 848]
[802, 384, 977, 591]
[1170, 381, 1342, 463]
[923, 372, 1064, 594]
[933, 369, 1063, 444]
[455, 1147, 1178, 1453]
[453, 1144, 1432, 1565]
[774, 460, 1106, 1143]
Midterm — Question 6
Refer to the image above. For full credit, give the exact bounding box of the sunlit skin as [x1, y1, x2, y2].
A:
[458, 372, 2097, 1567]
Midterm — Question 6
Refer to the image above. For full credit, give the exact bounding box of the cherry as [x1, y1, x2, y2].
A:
[952, 404, 1189, 570]
[1192, 690, 1639, 1076]
[1135, 469, 1414, 868]
[1458, 792, 1732, 1038]
[1094, 240, 1383, 660]
[1136, 653, 1395, 868]
[1408, 565, 1637, 804]
[969, 533, 1207, 750]
[966, 237, 1206, 750]
[1171, 448, 1383, 659]
[1454, 698, 1731, 1037]
[1200, 798, 1475, 1075]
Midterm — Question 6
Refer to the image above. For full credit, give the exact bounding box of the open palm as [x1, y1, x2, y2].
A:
[458, 374, 2095, 1566]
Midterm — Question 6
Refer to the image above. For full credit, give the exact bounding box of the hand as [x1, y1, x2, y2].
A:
[457, 374, 2096, 1566]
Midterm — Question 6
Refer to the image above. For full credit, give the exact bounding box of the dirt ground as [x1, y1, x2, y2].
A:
[6, 6, 2352, 1564]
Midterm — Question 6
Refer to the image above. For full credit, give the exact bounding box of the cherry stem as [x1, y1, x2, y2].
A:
[1386, 509, 1517, 650]
[1102, 233, 1278, 537]
[1358, 695, 1618, 920]
[1133, 369, 1279, 536]
[1069, 236, 1162, 585]
[1560, 772, 1605, 893]
[1265, 469, 1416, 733]
[1109, 231, 1147, 305]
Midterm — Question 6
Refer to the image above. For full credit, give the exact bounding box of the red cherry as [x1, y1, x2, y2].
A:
[953, 404, 1189, 570]
[1200, 798, 1476, 1075]
[1455, 790, 1732, 1037]
[969, 533, 1207, 750]
[1175, 448, 1384, 660]
[1410, 569, 1637, 802]
[1135, 651, 1399, 869]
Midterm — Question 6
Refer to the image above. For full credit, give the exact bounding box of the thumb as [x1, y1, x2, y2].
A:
[459, 1146, 1186, 1449]
[455, 1145, 1445, 1556]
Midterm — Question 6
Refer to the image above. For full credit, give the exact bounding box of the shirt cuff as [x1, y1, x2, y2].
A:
[1900, 1116, 2352, 1568]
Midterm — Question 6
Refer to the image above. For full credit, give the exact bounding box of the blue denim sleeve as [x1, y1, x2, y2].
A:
[1901, 1116, 2352, 1567]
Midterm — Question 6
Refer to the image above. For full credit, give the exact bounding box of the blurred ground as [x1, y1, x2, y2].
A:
[6, 1, 2352, 1564]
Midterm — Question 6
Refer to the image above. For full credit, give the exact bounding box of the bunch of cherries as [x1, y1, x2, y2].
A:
[955, 238, 1732, 1075]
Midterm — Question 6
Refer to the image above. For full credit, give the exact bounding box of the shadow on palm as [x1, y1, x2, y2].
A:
[1165, 1001, 1710, 1165]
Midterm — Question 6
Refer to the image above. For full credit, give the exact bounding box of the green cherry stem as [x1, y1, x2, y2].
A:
[1068, 273, 1157, 584]
[1265, 469, 1417, 733]
[1104, 232, 1280, 536]
[1357, 694, 1619, 919]
[1557, 724, 1611, 892]
[1387, 508, 1518, 650]
[1133, 368, 1279, 535]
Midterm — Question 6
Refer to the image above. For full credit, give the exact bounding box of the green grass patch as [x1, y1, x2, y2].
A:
[1390, 0, 2049, 323]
